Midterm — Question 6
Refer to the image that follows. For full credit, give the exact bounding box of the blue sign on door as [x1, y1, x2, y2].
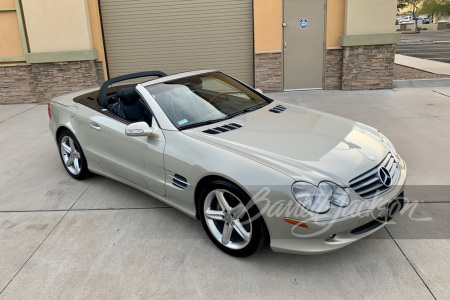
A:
[299, 19, 308, 28]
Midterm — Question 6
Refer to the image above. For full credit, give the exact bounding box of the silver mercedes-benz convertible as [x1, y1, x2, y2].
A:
[49, 70, 407, 257]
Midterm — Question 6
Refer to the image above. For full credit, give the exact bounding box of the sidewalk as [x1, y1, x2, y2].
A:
[395, 54, 450, 76]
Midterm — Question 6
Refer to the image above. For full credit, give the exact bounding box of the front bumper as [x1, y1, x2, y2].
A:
[262, 157, 407, 255]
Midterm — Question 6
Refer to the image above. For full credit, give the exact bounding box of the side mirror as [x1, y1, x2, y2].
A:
[255, 88, 264, 94]
[125, 121, 154, 137]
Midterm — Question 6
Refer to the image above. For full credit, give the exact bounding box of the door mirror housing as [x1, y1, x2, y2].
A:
[125, 121, 154, 137]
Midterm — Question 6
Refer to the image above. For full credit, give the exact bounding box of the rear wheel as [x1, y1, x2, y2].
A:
[58, 130, 91, 180]
[199, 180, 266, 257]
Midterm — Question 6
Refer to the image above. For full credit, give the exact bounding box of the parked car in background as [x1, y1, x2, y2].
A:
[419, 15, 431, 24]
[399, 16, 412, 23]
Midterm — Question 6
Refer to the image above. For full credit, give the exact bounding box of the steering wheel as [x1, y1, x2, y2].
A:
[209, 92, 230, 104]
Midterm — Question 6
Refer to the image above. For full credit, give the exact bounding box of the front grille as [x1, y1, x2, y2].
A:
[349, 152, 400, 199]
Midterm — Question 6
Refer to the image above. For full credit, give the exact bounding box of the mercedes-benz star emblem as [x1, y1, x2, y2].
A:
[378, 167, 392, 187]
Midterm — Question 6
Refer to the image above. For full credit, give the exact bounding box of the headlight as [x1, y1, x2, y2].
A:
[292, 182, 350, 214]
[379, 132, 397, 155]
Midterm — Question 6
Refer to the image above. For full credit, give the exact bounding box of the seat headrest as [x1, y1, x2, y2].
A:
[117, 87, 140, 105]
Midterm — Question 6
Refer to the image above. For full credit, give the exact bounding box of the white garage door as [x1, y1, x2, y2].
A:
[99, 0, 254, 86]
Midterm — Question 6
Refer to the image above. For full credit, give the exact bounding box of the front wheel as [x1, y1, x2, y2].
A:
[199, 180, 267, 257]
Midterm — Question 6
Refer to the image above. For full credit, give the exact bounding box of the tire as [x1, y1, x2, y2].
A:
[198, 180, 267, 257]
[58, 129, 91, 180]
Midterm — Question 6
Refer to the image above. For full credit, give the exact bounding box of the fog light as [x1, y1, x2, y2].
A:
[326, 234, 336, 242]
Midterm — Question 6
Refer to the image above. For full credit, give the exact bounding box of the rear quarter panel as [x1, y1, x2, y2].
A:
[49, 90, 105, 174]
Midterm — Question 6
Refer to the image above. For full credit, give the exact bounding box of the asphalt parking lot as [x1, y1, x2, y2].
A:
[401, 30, 450, 43]
[1, 87, 450, 299]
[397, 30, 450, 64]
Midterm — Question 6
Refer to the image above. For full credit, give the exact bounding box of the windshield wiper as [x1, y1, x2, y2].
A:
[224, 103, 265, 120]
[178, 118, 225, 130]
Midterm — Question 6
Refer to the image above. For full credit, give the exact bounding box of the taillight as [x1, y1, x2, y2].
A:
[48, 102, 51, 119]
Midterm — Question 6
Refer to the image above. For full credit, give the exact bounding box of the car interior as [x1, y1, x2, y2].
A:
[73, 71, 268, 129]
[105, 87, 153, 126]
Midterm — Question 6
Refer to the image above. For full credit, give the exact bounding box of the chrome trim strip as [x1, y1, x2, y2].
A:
[349, 168, 378, 185]
[357, 182, 384, 196]
[167, 174, 191, 186]
[172, 181, 186, 189]
[351, 176, 379, 191]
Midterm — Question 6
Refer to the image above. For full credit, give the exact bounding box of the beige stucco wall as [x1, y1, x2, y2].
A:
[345, 0, 397, 35]
[254, 0, 347, 50]
[0, 0, 24, 59]
[21, 0, 92, 53]
[0, 0, 15, 9]
[0, 11, 24, 58]
[326, 0, 346, 47]
[86, 0, 107, 78]
[254, 0, 282, 52]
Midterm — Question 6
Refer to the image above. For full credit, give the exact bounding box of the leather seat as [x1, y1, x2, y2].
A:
[112, 87, 152, 125]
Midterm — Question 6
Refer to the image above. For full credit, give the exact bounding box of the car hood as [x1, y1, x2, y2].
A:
[184, 101, 389, 186]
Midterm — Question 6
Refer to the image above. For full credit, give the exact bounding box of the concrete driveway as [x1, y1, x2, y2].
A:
[1, 87, 449, 299]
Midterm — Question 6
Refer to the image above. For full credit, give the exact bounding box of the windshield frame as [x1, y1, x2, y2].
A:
[145, 71, 273, 131]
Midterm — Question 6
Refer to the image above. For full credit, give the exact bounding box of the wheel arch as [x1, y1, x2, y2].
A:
[56, 125, 74, 141]
[194, 174, 270, 242]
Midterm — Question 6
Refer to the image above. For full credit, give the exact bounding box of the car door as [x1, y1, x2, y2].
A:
[87, 110, 166, 196]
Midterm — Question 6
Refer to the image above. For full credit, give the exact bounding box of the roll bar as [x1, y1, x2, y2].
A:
[98, 71, 167, 107]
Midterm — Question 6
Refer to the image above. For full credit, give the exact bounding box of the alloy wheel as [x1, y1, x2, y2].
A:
[60, 136, 81, 175]
[203, 189, 252, 250]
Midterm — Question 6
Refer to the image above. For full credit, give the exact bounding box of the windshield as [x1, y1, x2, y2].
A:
[145, 72, 269, 129]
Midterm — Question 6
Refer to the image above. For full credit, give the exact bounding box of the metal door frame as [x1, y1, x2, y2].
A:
[282, 0, 327, 91]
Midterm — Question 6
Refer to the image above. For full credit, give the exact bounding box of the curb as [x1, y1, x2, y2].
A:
[393, 78, 450, 88]
[398, 41, 433, 45]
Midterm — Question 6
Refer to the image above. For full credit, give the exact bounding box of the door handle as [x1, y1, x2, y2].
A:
[284, 42, 287, 51]
[90, 122, 101, 131]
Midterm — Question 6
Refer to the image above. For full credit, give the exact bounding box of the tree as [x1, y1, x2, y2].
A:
[398, 0, 409, 11]
[421, 0, 450, 19]
[402, 0, 424, 32]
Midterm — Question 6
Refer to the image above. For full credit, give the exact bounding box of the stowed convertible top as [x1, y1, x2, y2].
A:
[97, 71, 167, 107]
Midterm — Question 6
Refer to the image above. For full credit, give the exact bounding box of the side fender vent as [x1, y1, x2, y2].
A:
[169, 174, 190, 189]
[203, 123, 242, 135]
[269, 105, 287, 113]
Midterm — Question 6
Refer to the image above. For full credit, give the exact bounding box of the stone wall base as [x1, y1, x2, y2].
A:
[342, 44, 395, 90]
[0, 60, 105, 104]
[325, 44, 395, 91]
[1, 45, 396, 104]
[255, 51, 282, 93]
[437, 21, 449, 30]
[325, 49, 343, 90]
